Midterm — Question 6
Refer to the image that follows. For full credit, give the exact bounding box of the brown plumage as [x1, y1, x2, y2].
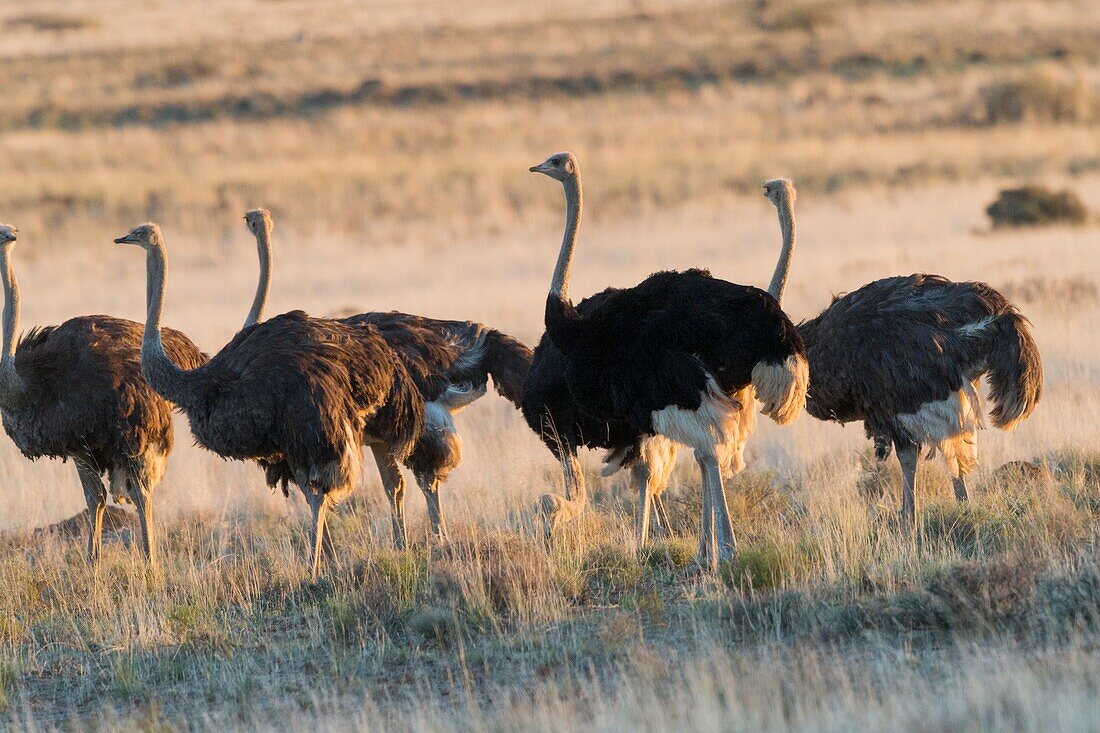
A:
[0, 224, 205, 568]
[334, 311, 531, 545]
[116, 223, 423, 578]
[768, 179, 1043, 525]
[241, 211, 531, 547]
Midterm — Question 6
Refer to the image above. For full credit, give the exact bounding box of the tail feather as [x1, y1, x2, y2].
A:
[751, 354, 809, 425]
[983, 309, 1043, 430]
[445, 327, 532, 409]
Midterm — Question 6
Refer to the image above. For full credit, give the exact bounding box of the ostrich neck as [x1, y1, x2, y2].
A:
[141, 244, 198, 408]
[550, 175, 582, 301]
[544, 174, 584, 351]
[767, 195, 796, 306]
[243, 227, 272, 329]
[0, 248, 27, 409]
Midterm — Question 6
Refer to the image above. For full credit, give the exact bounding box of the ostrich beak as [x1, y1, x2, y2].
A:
[528, 164, 541, 173]
[114, 234, 135, 244]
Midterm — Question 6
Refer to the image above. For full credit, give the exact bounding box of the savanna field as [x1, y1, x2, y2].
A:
[0, 0, 1099, 729]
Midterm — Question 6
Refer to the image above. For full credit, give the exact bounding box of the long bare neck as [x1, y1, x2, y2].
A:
[549, 175, 582, 302]
[767, 194, 796, 306]
[243, 226, 272, 329]
[0, 248, 27, 409]
[141, 243, 198, 408]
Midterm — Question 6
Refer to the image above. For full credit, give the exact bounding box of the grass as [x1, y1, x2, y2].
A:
[2, 451, 1099, 729]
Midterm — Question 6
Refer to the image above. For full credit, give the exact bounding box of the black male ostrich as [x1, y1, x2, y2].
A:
[523, 290, 678, 543]
[115, 223, 423, 579]
[239, 208, 532, 547]
[761, 178, 1042, 525]
[528, 152, 809, 569]
[0, 224, 206, 569]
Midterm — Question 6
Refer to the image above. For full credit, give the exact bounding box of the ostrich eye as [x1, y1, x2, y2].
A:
[551, 158, 561, 166]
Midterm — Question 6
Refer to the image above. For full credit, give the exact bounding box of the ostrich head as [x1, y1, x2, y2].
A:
[244, 208, 273, 236]
[763, 178, 796, 208]
[113, 223, 165, 250]
[0, 225, 18, 249]
[529, 151, 578, 181]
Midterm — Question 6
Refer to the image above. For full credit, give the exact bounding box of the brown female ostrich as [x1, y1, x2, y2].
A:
[0, 224, 205, 568]
[337, 312, 531, 546]
[115, 223, 423, 578]
[240, 209, 531, 547]
[762, 177, 1042, 525]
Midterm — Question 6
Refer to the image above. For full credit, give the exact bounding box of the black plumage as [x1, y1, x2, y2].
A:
[0, 224, 206, 568]
[527, 152, 809, 569]
[545, 269, 806, 429]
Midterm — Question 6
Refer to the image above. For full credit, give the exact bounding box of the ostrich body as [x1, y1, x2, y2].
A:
[0, 224, 205, 568]
[240, 209, 532, 547]
[337, 310, 531, 546]
[116, 223, 423, 578]
[765, 178, 1042, 524]
[529, 153, 809, 569]
[522, 289, 677, 542]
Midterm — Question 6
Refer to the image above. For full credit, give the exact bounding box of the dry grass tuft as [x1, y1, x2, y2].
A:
[977, 69, 1099, 125]
[997, 276, 1098, 310]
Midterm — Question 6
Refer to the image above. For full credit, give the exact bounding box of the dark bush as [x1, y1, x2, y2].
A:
[986, 185, 1089, 228]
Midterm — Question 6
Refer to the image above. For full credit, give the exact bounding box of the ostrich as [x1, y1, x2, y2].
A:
[115, 223, 423, 578]
[760, 177, 1043, 525]
[239, 208, 532, 547]
[0, 224, 205, 568]
[528, 152, 809, 569]
[338, 311, 531, 546]
[522, 288, 679, 544]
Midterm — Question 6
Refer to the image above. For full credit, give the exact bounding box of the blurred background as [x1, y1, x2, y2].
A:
[1, 0, 1097, 246]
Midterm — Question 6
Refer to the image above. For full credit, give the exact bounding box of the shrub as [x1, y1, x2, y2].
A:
[986, 185, 1089, 228]
[6, 13, 96, 32]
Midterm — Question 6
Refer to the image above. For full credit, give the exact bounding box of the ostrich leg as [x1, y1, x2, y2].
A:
[697, 448, 736, 569]
[652, 493, 672, 537]
[696, 459, 715, 569]
[306, 491, 332, 580]
[371, 445, 408, 549]
[126, 471, 157, 571]
[75, 458, 107, 564]
[952, 476, 969, 502]
[321, 519, 337, 563]
[631, 460, 654, 547]
[896, 441, 920, 530]
[417, 474, 448, 542]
